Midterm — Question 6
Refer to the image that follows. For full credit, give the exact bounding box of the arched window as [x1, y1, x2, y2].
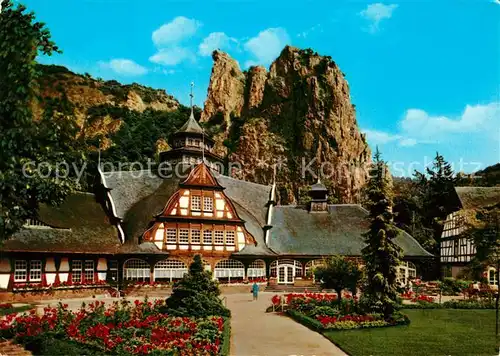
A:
[154, 259, 188, 282]
[269, 259, 303, 278]
[123, 259, 150, 281]
[202, 260, 212, 273]
[247, 260, 266, 279]
[489, 268, 498, 286]
[214, 259, 245, 282]
[305, 259, 325, 278]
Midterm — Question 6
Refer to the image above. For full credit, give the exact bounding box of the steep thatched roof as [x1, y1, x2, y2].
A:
[455, 187, 500, 210]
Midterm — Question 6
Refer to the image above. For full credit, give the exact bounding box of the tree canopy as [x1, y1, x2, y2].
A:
[314, 256, 361, 303]
[0, 0, 84, 239]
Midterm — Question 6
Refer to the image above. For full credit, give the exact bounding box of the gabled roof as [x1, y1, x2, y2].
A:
[100, 169, 274, 255]
[455, 186, 500, 210]
[180, 162, 223, 189]
[3, 193, 120, 254]
[267, 205, 432, 257]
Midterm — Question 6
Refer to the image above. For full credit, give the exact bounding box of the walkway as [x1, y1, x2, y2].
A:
[226, 292, 346, 356]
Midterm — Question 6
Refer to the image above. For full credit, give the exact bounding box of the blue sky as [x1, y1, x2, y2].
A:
[19, 0, 500, 175]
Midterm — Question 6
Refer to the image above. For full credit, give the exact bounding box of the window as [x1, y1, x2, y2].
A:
[166, 229, 177, 243]
[203, 197, 213, 212]
[214, 231, 224, 245]
[191, 196, 201, 211]
[188, 138, 193, 146]
[85, 260, 94, 283]
[179, 229, 189, 244]
[29, 260, 42, 282]
[108, 260, 118, 281]
[72, 260, 82, 283]
[225, 231, 235, 245]
[123, 259, 150, 281]
[214, 259, 245, 281]
[14, 260, 27, 282]
[453, 239, 459, 258]
[191, 229, 201, 244]
[203, 230, 213, 244]
[154, 260, 188, 281]
[248, 260, 266, 278]
[489, 268, 498, 286]
[194, 139, 200, 147]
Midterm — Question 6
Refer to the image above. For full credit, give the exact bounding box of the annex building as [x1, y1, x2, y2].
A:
[0, 109, 432, 292]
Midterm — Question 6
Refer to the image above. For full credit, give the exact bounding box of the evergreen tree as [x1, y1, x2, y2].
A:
[414, 152, 458, 255]
[0, 1, 84, 239]
[163, 255, 231, 317]
[361, 148, 402, 320]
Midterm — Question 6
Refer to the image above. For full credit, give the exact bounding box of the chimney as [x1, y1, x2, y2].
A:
[308, 179, 328, 212]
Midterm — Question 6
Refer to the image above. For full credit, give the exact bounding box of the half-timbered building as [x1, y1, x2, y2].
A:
[0, 110, 432, 292]
[440, 186, 500, 283]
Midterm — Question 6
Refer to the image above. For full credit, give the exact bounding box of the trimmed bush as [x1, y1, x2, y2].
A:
[219, 318, 231, 356]
[162, 255, 230, 317]
[287, 310, 324, 332]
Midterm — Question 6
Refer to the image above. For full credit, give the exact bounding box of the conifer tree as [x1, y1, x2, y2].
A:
[361, 148, 402, 320]
[163, 255, 230, 317]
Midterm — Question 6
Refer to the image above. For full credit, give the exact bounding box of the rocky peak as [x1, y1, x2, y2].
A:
[201, 47, 371, 204]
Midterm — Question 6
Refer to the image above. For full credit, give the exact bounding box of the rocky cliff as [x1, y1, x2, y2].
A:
[201, 46, 371, 204]
[34, 64, 180, 149]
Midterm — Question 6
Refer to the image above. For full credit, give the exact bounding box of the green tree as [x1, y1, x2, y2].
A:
[162, 255, 231, 317]
[314, 256, 361, 304]
[0, 1, 84, 239]
[361, 148, 403, 320]
[414, 152, 458, 254]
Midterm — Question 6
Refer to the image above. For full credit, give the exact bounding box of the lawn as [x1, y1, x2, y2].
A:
[324, 309, 497, 356]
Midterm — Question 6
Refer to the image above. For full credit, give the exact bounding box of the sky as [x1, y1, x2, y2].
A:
[14, 0, 500, 175]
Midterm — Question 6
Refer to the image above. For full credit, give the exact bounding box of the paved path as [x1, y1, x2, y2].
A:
[226, 292, 346, 356]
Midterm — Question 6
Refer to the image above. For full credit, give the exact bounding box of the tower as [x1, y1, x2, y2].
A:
[159, 83, 224, 175]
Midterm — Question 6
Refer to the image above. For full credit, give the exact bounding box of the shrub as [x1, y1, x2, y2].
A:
[442, 299, 495, 309]
[440, 278, 472, 295]
[162, 255, 231, 317]
[310, 306, 339, 317]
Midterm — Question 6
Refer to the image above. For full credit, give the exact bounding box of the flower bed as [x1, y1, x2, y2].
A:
[0, 299, 229, 355]
[13, 280, 108, 292]
[269, 292, 409, 331]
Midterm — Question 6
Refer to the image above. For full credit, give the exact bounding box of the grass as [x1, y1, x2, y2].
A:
[0, 305, 33, 316]
[324, 309, 496, 356]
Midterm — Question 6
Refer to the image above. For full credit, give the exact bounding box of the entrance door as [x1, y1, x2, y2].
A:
[277, 265, 294, 284]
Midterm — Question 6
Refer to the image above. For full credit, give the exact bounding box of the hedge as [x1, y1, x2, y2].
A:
[399, 299, 495, 310]
[22, 334, 110, 356]
[219, 317, 231, 356]
[287, 310, 324, 332]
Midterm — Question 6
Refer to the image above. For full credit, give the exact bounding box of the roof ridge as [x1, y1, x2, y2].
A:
[216, 174, 272, 189]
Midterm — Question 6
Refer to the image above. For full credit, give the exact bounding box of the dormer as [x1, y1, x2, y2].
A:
[309, 180, 328, 212]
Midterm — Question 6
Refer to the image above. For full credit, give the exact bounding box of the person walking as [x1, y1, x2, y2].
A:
[252, 282, 259, 301]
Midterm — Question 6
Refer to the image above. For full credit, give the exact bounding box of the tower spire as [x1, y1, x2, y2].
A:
[189, 81, 195, 119]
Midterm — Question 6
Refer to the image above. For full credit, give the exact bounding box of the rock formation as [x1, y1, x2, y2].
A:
[201, 46, 371, 204]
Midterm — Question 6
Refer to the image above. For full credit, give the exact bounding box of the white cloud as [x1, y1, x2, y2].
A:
[297, 24, 322, 38]
[398, 138, 417, 147]
[99, 59, 147, 76]
[401, 102, 500, 139]
[360, 3, 398, 33]
[149, 47, 195, 66]
[244, 28, 290, 67]
[363, 129, 415, 147]
[364, 101, 500, 149]
[199, 32, 238, 56]
[152, 16, 201, 47]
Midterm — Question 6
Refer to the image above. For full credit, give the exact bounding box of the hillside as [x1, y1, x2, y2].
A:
[457, 163, 500, 187]
[201, 46, 371, 204]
